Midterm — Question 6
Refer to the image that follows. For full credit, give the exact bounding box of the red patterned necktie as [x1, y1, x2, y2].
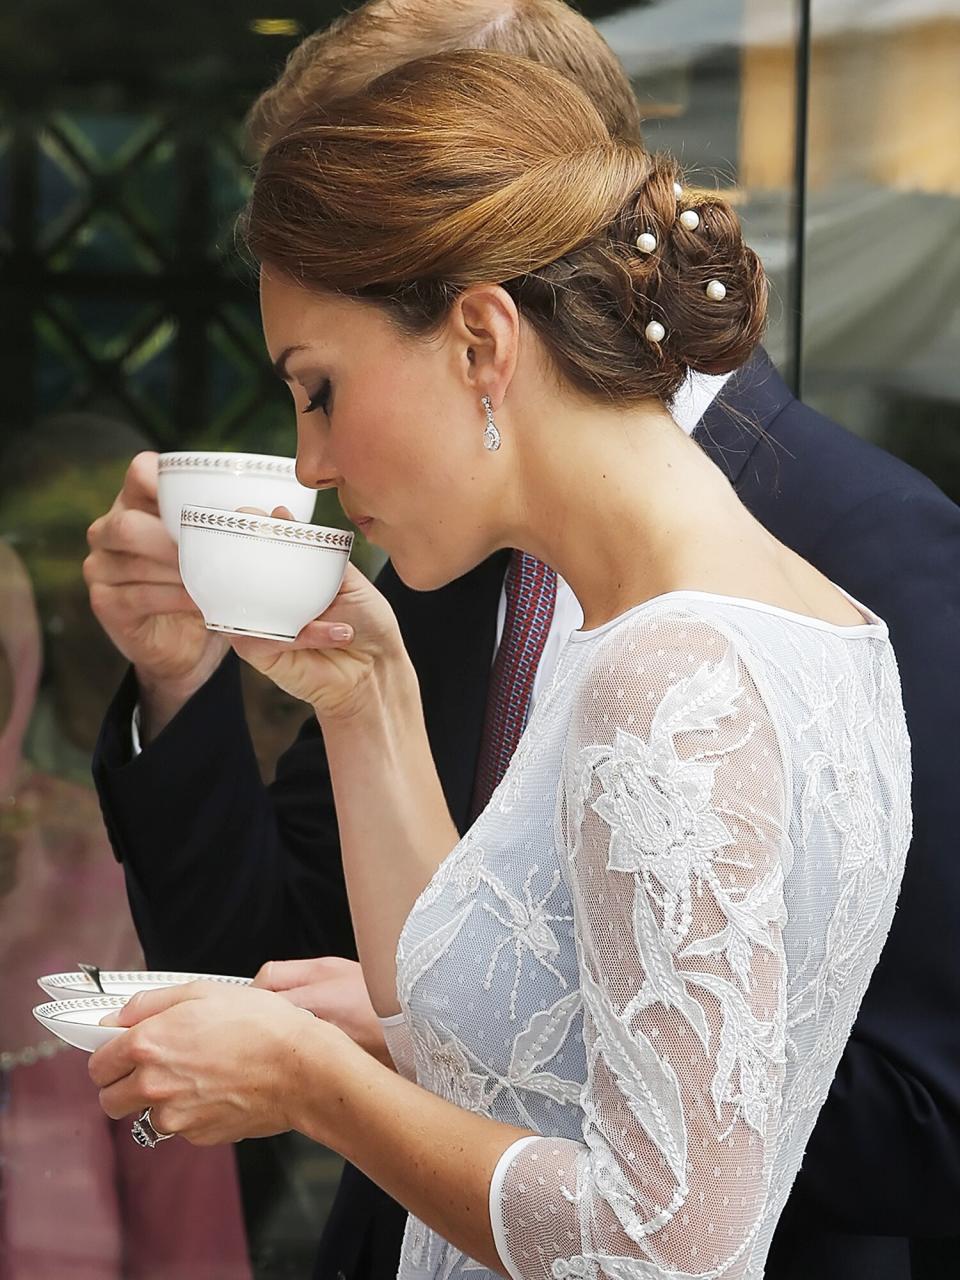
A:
[470, 550, 558, 820]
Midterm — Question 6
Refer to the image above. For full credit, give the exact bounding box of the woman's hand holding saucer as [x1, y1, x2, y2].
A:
[252, 957, 392, 1068]
[230, 506, 406, 720]
[88, 981, 351, 1146]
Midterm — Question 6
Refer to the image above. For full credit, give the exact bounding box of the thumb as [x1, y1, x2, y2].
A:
[252, 957, 316, 993]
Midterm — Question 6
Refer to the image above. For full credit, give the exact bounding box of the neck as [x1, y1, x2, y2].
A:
[497, 394, 752, 630]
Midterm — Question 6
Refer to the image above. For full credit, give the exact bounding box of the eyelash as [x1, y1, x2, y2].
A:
[304, 379, 332, 415]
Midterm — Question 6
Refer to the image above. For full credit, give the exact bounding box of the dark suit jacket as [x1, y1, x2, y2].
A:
[93, 352, 960, 1280]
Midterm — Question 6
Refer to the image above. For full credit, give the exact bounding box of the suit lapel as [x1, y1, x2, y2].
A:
[696, 349, 796, 493]
[386, 550, 509, 833]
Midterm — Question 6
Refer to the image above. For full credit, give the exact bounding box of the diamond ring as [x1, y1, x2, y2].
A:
[131, 1107, 175, 1149]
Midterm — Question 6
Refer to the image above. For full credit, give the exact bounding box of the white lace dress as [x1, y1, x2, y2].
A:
[381, 591, 911, 1280]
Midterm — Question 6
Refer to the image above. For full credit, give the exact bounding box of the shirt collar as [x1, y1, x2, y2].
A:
[670, 369, 734, 436]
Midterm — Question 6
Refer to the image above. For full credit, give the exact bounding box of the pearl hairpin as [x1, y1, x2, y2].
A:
[679, 209, 701, 231]
[706, 279, 727, 301]
[636, 232, 657, 253]
[673, 181, 683, 199]
[644, 320, 666, 343]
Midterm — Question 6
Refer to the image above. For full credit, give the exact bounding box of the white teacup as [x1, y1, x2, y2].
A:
[179, 505, 354, 642]
[157, 452, 316, 543]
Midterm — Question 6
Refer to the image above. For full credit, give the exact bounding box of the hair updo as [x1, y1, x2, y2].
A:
[242, 50, 767, 406]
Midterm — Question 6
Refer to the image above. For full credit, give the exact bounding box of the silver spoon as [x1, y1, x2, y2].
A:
[78, 962, 106, 994]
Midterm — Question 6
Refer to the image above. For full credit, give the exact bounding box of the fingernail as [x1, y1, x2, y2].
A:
[330, 625, 353, 643]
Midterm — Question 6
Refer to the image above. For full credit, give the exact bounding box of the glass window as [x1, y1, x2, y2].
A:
[801, 0, 960, 502]
[599, 0, 801, 374]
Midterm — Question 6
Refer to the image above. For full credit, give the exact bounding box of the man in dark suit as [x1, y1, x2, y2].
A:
[86, 5, 960, 1279]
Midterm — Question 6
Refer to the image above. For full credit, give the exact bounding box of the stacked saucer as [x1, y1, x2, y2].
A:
[32, 971, 252, 1053]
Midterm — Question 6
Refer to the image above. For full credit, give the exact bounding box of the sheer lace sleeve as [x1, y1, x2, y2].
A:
[380, 1011, 417, 1080]
[490, 611, 789, 1280]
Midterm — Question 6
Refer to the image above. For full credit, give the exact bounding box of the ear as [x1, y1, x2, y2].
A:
[447, 284, 520, 410]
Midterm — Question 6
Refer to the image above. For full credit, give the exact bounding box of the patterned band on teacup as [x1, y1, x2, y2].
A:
[159, 454, 297, 477]
[180, 507, 354, 550]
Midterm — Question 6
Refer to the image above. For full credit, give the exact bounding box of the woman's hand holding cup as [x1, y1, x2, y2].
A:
[84, 452, 230, 740]
[230, 506, 406, 721]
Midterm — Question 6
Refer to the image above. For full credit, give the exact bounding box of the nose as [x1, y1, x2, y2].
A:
[295, 422, 340, 492]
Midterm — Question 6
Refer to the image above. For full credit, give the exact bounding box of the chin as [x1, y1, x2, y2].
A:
[390, 545, 480, 594]
[391, 558, 456, 593]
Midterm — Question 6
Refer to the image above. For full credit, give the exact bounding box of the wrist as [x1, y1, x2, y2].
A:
[286, 1017, 371, 1148]
[135, 646, 228, 743]
[313, 642, 420, 735]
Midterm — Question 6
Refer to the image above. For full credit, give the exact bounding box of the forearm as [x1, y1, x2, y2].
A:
[294, 1024, 533, 1272]
[96, 657, 352, 973]
[319, 652, 460, 1014]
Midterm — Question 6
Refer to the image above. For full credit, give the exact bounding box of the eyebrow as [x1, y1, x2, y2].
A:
[272, 344, 311, 382]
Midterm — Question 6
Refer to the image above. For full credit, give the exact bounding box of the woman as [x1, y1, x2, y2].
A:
[89, 53, 911, 1279]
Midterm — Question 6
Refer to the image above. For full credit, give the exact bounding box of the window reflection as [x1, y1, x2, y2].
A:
[599, 0, 800, 369]
[0, 422, 251, 1278]
[802, 0, 960, 501]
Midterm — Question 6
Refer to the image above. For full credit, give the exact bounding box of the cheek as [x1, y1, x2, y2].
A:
[342, 376, 466, 502]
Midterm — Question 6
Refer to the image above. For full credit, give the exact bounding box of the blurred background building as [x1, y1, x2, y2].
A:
[1, 1, 958, 1277]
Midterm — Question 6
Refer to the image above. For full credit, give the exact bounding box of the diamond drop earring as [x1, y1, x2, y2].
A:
[481, 395, 501, 451]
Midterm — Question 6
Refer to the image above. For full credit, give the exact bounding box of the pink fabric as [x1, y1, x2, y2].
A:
[0, 541, 251, 1279]
[0, 1054, 252, 1280]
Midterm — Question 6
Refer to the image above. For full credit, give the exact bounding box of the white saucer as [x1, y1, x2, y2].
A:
[37, 970, 253, 1000]
[33, 997, 130, 1052]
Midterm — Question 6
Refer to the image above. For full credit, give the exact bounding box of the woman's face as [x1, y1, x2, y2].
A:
[259, 267, 503, 590]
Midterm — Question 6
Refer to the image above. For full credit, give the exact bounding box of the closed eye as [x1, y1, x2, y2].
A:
[304, 379, 332, 415]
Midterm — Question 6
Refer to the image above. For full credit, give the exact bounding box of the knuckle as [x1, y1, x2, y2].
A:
[126, 1030, 152, 1067]
[88, 581, 111, 616]
[102, 1095, 124, 1121]
[114, 507, 136, 547]
[129, 450, 157, 484]
[135, 448, 158, 468]
[139, 1071, 165, 1105]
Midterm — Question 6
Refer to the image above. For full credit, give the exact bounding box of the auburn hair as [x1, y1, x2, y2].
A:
[245, 0, 643, 154]
[242, 52, 766, 407]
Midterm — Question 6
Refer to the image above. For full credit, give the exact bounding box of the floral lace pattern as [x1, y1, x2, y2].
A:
[394, 597, 911, 1279]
